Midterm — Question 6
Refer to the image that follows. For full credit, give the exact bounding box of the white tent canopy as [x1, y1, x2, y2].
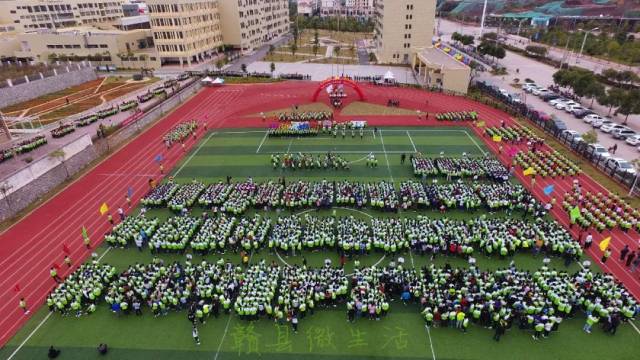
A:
[384, 70, 395, 80]
[212, 77, 224, 84]
[201, 76, 213, 83]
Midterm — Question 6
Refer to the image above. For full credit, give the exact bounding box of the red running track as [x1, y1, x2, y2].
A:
[0, 81, 638, 348]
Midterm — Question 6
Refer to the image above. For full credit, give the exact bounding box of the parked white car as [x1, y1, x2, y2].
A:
[592, 118, 613, 128]
[532, 87, 548, 96]
[605, 158, 637, 176]
[549, 98, 568, 107]
[567, 105, 585, 114]
[587, 144, 612, 159]
[625, 135, 640, 146]
[561, 130, 584, 142]
[583, 114, 604, 124]
[601, 123, 627, 134]
[555, 100, 578, 110]
[499, 88, 509, 97]
[523, 84, 538, 93]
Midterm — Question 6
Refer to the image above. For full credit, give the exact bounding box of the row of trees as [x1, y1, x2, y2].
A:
[525, 28, 640, 65]
[553, 68, 640, 123]
[295, 16, 374, 33]
[451, 32, 474, 46]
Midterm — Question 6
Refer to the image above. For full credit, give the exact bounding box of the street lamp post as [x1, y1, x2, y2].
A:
[578, 27, 599, 60]
[479, 0, 488, 37]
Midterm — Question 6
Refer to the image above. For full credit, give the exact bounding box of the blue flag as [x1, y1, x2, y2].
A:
[543, 184, 554, 196]
[127, 186, 134, 197]
[154, 154, 163, 163]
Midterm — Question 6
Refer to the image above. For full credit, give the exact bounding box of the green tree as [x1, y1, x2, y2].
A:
[597, 87, 624, 116]
[270, 62, 276, 74]
[49, 149, 69, 178]
[581, 129, 598, 144]
[333, 45, 341, 64]
[525, 45, 548, 58]
[290, 42, 298, 58]
[314, 30, 319, 46]
[615, 89, 640, 124]
[268, 44, 275, 56]
[241, 63, 247, 73]
[292, 22, 300, 45]
[312, 44, 319, 57]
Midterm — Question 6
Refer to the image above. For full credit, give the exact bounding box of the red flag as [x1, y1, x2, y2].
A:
[62, 243, 71, 254]
[52, 263, 60, 270]
[13, 284, 20, 293]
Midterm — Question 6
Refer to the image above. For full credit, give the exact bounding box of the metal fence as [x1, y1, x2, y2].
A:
[475, 80, 639, 192]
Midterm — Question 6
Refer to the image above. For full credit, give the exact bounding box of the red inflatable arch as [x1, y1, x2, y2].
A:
[312, 77, 365, 102]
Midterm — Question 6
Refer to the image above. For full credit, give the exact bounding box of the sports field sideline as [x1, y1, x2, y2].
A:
[1, 127, 639, 360]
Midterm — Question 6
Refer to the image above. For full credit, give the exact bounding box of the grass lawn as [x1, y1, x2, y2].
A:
[298, 29, 373, 46]
[341, 102, 422, 116]
[2, 128, 638, 360]
[264, 53, 320, 63]
[249, 103, 333, 118]
[0, 79, 105, 114]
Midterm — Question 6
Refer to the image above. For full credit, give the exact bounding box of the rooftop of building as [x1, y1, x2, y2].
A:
[21, 25, 149, 37]
[414, 46, 469, 70]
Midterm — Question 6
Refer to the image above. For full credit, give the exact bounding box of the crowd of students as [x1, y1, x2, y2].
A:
[103, 205, 587, 261]
[51, 258, 637, 341]
[435, 112, 478, 121]
[270, 153, 350, 170]
[140, 177, 535, 214]
[411, 155, 510, 181]
[277, 111, 332, 122]
[163, 120, 198, 145]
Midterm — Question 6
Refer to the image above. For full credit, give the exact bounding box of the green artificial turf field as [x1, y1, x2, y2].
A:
[2, 127, 639, 360]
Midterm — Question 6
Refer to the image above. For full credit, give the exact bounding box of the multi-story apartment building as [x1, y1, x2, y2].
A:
[219, 0, 289, 53]
[0, 0, 124, 32]
[297, 0, 319, 17]
[320, 0, 373, 18]
[146, 0, 223, 66]
[14, 25, 159, 68]
[374, 0, 469, 93]
[374, 0, 434, 64]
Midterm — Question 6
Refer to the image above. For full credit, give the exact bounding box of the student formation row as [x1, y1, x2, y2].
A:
[46, 259, 637, 338]
[105, 211, 581, 258]
[141, 178, 533, 214]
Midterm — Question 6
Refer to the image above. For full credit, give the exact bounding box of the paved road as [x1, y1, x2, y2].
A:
[439, 18, 640, 164]
[356, 40, 369, 65]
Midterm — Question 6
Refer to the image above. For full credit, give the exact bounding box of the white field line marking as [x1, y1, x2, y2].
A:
[98, 173, 157, 177]
[264, 150, 408, 154]
[463, 130, 487, 156]
[629, 320, 640, 336]
[215, 250, 256, 359]
[286, 138, 293, 154]
[406, 131, 417, 153]
[174, 132, 216, 177]
[7, 245, 113, 360]
[379, 130, 394, 183]
[214, 314, 233, 360]
[348, 152, 372, 165]
[256, 131, 268, 154]
[425, 325, 437, 360]
[6, 312, 53, 360]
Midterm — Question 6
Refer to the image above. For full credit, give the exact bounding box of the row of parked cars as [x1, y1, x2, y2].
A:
[490, 82, 637, 178]
[523, 82, 640, 146]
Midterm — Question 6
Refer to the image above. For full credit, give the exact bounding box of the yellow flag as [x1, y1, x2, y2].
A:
[492, 135, 502, 142]
[599, 237, 611, 252]
[476, 121, 485, 128]
[523, 167, 535, 176]
[99, 202, 109, 215]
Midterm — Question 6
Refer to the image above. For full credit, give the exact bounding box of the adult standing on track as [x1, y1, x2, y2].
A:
[619, 245, 629, 262]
